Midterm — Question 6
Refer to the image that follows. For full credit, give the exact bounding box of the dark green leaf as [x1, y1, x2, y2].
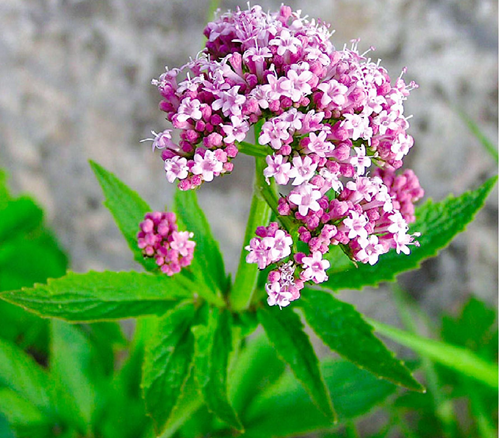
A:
[244, 359, 398, 437]
[257, 305, 336, 423]
[229, 333, 287, 415]
[192, 307, 243, 431]
[142, 302, 196, 435]
[0, 413, 16, 438]
[89, 160, 156, 271]
[299, 289, 423, 392]
[173, 188, 227, 292]
[50, 321, 96, 433]
[442, 296, 496, 354]
[1, 271, 195, 322]
[0, 338, 53, 415]
[323, 176, 497, 291]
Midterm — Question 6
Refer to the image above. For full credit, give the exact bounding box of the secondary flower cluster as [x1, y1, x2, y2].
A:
[137, 212, 196, 276]
[149, 4, 424, 306]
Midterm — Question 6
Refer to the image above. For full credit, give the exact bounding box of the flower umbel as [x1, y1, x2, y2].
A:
[137, 211, 195, 276]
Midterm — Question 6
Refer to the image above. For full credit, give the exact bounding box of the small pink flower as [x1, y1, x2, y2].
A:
[301, 251, 330, 284]
[289, 183, 322, 216]
[191, 150, 223, 182]
[164, 156, 189, 183]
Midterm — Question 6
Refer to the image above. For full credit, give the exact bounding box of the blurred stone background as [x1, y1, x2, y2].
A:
[0, 0, 497, 328]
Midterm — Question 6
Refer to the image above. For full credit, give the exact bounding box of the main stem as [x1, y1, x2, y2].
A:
[230, 155, 272, 312]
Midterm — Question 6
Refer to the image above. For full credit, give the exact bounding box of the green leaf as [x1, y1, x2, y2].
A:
[229, 332, 286, 415]
[0, 414, 16, 438]
[0, 338, 53, 415]
[0, 197, 43, 243]
[173, 188, 227, 292]
[244, 359, 398, 437]
[50, 321, 96, 433]
[0, 387, 47, 426]
[323, 176, 498, 291]
[0, 234, 68, 291]
[299, 289, 423, 392]
[192, 307, 243, 431]
[370, 318, 499, 389]
[441, 296, 497, 355]
[1, 271, 195, 322]
[236, 141, 270, 158]
[89, 160, 156, 271]
[142, 302, 196, 435]
[257, 305, 336, 423]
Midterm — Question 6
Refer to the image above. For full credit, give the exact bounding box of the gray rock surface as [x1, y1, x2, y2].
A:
[1, 0, 497, 328]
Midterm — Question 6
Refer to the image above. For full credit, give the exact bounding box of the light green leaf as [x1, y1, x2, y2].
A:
[244, 359, 398, 437]
[173, 188, 227, 292]
[0, 196, 43, 243]
[50, 321, 96, 433]
[323, 176, 497, 291]
[0, 389, 53, 438]
[0, 338, 53, 415]
[192, 307, 243, 431]
[370, 319, 498, 389]
[1, 271, 195, 322]
[257, 305, 336, 423]
[299, 289, 423, 392]
[142, 302, 196, 435]
[89, 160, 156, 271]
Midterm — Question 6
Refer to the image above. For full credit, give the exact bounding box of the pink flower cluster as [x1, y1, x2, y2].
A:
[137, 212, 196, 276]
[150, 5, 424, 307]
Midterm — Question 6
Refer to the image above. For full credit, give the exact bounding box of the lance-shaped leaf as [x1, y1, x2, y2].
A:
[1, 271, 195, 322]
[257, 305, 336, 423]
[50, 321, 96, 434]
[192, 307, 243, 431]
[141, 302, 196, 435]
[299, 289, 423, 392]
[89, 160, 156, 271]
[369, 318, 498, 389]
[0, 339, 53, 415]
[173, 189, 227, 292]
[323, 176, 497, 291]
[244, 359, 398, 437]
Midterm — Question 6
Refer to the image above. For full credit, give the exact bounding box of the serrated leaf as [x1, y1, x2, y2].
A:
[142, 302, 196, 435]
[1, 271, 195, 322]
[192, 307, 243, 432]
[323, 176, 497, 291]
[89, 160, 156, 271]
[50, 321, 96, 433]
[244, 359, 398, 437]
[257, 305, 336, 423]
[370, 318, 498, 389]
[299, 289, 423, 392]
[0, 338, 53, 415]
[173, 189, 227, 292]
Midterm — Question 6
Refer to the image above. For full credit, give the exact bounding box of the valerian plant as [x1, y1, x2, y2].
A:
[0, 5, 497, 438]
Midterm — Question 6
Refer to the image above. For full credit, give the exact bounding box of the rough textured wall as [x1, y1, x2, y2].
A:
[1, 0, 497, 322]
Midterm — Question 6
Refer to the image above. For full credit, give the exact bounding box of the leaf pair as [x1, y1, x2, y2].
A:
[142, 303, 242, 435]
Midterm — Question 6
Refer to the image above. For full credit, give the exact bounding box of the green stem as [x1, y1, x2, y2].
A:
[392, 285, 457, 438]
[231, 156, 272, 312]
